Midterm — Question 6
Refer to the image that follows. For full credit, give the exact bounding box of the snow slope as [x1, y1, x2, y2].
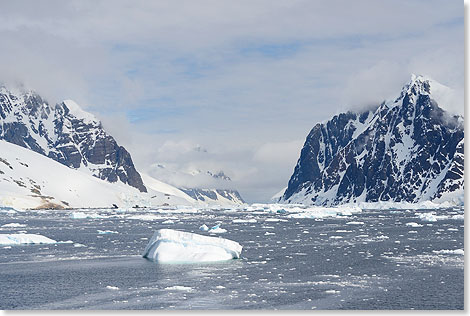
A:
[0, 140, 192, 209]
[140, 173, 195, 204]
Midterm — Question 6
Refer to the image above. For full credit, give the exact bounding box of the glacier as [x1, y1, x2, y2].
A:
[142, 229, 242, 263]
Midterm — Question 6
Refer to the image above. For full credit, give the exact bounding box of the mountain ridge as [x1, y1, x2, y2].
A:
[0, 85, 147, 192]
[280, 75, 464, 206]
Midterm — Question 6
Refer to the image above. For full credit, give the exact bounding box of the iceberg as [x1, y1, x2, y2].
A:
[0, 233, 57, 245]
[417, 212, 448, 222]
[432, 249, 464, 255]
[1, 223, 27, 228]
[142, 229, 242, 263]
[209, 224, 227, 233]
[70, 212, 103, 219]
[405, 222, 423, 227]
[232, 218, 257, 223]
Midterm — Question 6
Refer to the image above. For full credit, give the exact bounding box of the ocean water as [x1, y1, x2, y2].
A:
[0, 207, 464, 310]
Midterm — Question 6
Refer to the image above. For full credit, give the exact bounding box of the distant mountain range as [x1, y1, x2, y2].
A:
[278, 75, 464, 206]
[0, 85, 245, 208]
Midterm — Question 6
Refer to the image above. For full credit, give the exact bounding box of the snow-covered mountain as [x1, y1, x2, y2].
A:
[279, 75, 464, 206]
[148, 163, 246, 205]
[180, 188, 245, 205]
[0, 86, 146, 192]
[0, 85, 245, 208]
[0, 140, 192, 209]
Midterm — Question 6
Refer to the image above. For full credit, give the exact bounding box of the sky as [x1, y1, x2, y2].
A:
[0, 0, 464, 202]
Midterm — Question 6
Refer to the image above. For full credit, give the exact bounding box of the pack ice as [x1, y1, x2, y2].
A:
[142, 229, 242, 263]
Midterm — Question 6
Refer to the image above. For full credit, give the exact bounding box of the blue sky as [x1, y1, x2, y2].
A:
[0, 0, 464, 202]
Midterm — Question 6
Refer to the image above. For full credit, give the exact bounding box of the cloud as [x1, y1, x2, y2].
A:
[253, 140, 304, 166]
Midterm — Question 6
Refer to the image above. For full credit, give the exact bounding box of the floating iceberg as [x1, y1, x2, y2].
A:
[0, 233, 57, 245]
[97, 230, 118, 234]
[432, 249, 464, 256]
[346, 221, 364, 225]
[232, 218, 257, 223]
[1, 223, 27, 228]
[406, 222, 423, 228]
[142, 229, 242, 263]
[417, 212, 448, 222]
[70, 212, 103, 219]
[209, 224, 227, 233]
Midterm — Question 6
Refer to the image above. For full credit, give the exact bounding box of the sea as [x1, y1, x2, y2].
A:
[0, 206, 464, 310]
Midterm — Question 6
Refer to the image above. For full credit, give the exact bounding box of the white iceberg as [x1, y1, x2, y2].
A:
[0, 233, 57, 245]
[417, 212, 448, 222]
[164, 285, 195, 292]
[1, 223, 27, 228]
[199, 224, 209, 231]
[142, 229, 242, 263]
[70, 212, 103, 219]
[97, 230, 118, 234]
[209, 224, 227, 233]
[232, 218, 257, 223]
[432, 249, 464, 255]
[405, 222, 423, 227]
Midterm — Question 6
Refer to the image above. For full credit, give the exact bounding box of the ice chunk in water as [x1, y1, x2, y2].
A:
[0, 233, 57, 245]
[142, 229, 242, 263]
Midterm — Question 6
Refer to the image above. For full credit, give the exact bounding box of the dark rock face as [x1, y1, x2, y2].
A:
[282, 76, 464, 205]
[181, 188, 245, 204]
[0, 87, 147, 192]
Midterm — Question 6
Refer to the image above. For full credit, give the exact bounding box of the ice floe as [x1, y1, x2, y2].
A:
[346, 221, 364, 225]
[164, 286, 194, 292]
[97, 230, 118, 234]
[1, 223, 26, 228]
[417, 212, 449, 222]
[246, 203, 361, 219]
[0, 233, 57, 245]
[70, 212, 103, 219]
[432, 249, 464, 255]
[232, 218, 257, 223]
[209, 224, 227, 233]
[142, 229, 242, 263]
[405, 222, 423, 227]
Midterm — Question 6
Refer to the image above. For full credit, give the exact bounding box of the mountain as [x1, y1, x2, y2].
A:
[0, 86, 146, 192]
[180, 188, 245, 205]
[148, 163, 246, 205]
[0, 140, 192, 209]
[0, 85, 245, 208]
[279, 75, 464, 206]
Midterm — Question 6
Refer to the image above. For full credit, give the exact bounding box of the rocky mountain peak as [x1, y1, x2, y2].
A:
[0, 86, 147, 193]
[280, 75, 464, 206]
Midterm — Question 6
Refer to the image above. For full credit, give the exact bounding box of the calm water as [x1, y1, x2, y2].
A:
[0, 206, 464, 310]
